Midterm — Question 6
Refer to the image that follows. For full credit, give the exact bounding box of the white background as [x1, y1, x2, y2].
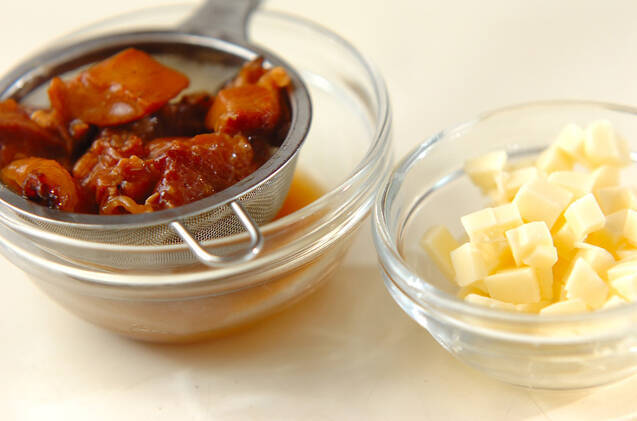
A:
[1, 0, 637, 419]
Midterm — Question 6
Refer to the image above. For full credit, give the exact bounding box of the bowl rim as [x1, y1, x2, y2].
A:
[373, 99, 637, 326]
[0, 7, 393, 291]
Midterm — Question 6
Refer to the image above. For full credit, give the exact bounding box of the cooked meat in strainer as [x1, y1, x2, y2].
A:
[0, 48, 291, 214]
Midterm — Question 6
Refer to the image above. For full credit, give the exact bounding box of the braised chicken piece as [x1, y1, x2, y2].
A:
[206, 59, 291, 142]
[73, 130, 157, 213]
[1, 157, 80, 211]
[48, 48, 189, 127]
[146, 133, 257, 210]
[0, 99, 67, 167]
[0, 50, 291, 215]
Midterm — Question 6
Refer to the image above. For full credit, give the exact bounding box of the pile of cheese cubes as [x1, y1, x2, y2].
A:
[422, 120, 636, 314]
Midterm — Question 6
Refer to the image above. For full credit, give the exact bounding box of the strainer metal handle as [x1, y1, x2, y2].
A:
[169, 201, 264, 266]
[172, 0, 267, 267]
[179, 0, 260, 43]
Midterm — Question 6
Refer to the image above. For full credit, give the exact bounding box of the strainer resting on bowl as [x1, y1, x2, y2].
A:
[0, 0, 311, 269]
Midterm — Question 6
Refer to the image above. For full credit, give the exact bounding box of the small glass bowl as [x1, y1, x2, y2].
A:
[373, 101, 637, 389]
[0, 5, 392, 342]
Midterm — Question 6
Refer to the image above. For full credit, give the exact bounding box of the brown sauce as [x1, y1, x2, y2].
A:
[275, 170, 324, 219]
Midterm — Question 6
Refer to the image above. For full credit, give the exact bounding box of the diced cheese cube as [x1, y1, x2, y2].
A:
[595, 186, 636, 215]
[464, 150, 507, 191]
[535, 266, 554, 301]
[586, 210, 628, 251]
[591, 165, 622, 191]
[420, 225, 460, 281]
[552, 220, 578, 253]
[536, 146, 573, 174]
[460, 203, 522, 243]
[607, 260, 637, 281]
[450, 243, 487, 287]
[554, 123, 586, 161]
[464, 293, 518, 311]
[573, 243, 615, 278]
[475, 240, 514, 273]
[610, 274, 637, 301]
[505, 221, 554, 267]
[464, 294, 516, 311]
[486, 188, 507, 205]
[540, 299, 588, 315]
[461, 208, 496, 243]
[514, 178, 573, 229]
[457, 280, 489, 299]
[615, 246, 637, 260]
[516, 301, 550, 313]
[584, 120, 631, 167]
[495, 166, 539, 201]
[564, 258, 608, 309]
[563, 194, 606, 240]
[484, 267, 541, 304]
[602, 294, 628, 309]
[523, 245, 558, 268]
[548, 171, 593, 199]
[493, 203, 524, 233]
[623, 210, 637, 247]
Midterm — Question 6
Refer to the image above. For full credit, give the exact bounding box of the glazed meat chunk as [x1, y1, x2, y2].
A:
[48, 49, 189, 127]
[1, 157, 80, 211]
[146, 133, 257, 210]
[0, 99, 67, 167]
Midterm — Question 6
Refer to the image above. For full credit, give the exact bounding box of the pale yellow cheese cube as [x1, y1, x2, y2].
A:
[464, 293, 518, 311]
[607, 260, 637, 281]
[564, 258, 609, 309]
[573, 243, 615, 278]
[460, 203, 522, 243]
[495, 166, 539, 201]
[554, 123, 586, 161]
[536, 146, 573, 174]
[563, 193, 605, 240]
[493, 203, 524, 232]
[516, 301, 550, 313]
[591, 165, 622, 191]
[464, 150, 507, 191]
[535, 266, 554, 301]
[523, 245, 558, 268]
[610, 274, 637, 301]
[474, 240, 514, 274]
[595, 186, 636, 215]
[514, 178, 573, 229]
[602, 294, 628, 309]
[420, 225, 460, 281]
[539, 299, 588, 315]
[460, 208, 496, 243]
[584, 120, 630, 167]
[486, 188, 507, 205]
[586, 209, 628, 251]
[457, 280, 489, 299]
[450, 243, 487, 287]
[552, 221, 579, 253]
[623, 210, 637, 247]
[484, 267, 541, 304]
[505, 221, 554, 267]
[547, 171, 593, 199]
[615, 246, 637, 260]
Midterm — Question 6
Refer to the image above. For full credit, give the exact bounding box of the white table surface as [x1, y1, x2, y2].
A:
[2, 1, 637, 419]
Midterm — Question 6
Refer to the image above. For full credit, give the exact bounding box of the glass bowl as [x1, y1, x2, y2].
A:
[0, 5, 392, 342]
[373, 101, 637, 389]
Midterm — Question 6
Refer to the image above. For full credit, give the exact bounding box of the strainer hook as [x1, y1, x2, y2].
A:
[169, 201, 264, 267]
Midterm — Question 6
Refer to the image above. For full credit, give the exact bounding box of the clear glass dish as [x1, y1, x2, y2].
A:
[0, 4, 392, 342]
[373, 101, 637, 389]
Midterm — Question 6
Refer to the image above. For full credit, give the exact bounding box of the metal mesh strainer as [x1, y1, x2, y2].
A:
[0, 0, 312, 268]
